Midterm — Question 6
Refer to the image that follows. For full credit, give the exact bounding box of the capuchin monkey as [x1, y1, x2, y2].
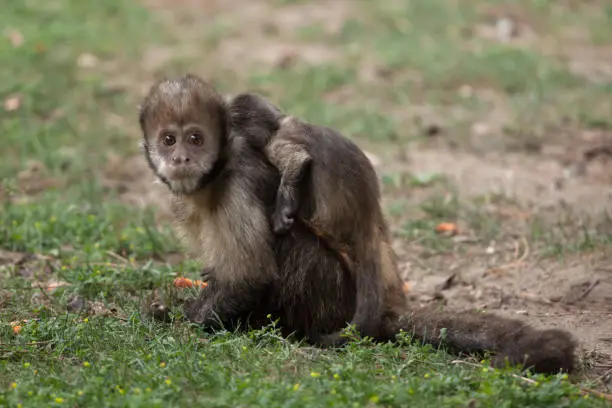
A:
[138, 74, 576, 375]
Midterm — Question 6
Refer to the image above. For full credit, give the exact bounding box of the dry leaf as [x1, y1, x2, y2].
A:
[173, 277, 208, 289]
[275, 50, 297, 69]
[435, 222, 458, 235]
[4, 95, 21, 112]
[402, 281, 411, 293]
[10, 320, 28, 335]
[436, 273, 457, 291]
[90, 301, 117, 316]
[7, 30, 24, 47]
[0, 249, 27, 266]
[43, 280, 71, 292]
[77, 53, 98, 68]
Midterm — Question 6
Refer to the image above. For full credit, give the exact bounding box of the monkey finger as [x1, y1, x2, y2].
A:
[148, 301, 173, 322]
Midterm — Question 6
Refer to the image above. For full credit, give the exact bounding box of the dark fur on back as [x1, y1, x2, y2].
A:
[229, 93, 283, 150]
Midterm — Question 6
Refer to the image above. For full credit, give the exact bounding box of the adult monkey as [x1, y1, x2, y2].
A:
[138, 74, 576, 374]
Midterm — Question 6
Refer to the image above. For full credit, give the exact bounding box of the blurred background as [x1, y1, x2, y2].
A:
[1, 0, 612, 387]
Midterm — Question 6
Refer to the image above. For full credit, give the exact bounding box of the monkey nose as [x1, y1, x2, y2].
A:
[171, 156, 190, 165]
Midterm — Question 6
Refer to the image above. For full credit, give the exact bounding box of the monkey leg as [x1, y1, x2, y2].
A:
[275, 222, 359, 342]
[315, 256, 385, 347]
[398, 308, 576, 375]
[183, 277, 274, 332]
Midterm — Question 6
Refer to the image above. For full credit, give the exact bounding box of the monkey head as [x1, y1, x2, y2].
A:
[139, 75, 230, 195]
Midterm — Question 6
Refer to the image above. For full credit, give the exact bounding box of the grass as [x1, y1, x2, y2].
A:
[1, 0, 612, 406]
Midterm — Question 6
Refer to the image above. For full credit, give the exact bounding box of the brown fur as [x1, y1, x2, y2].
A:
[261, 114, 399, 345]
[139, 74, 577, 375]
[140, 75, 281, 330]
[397, 308, 576, 374]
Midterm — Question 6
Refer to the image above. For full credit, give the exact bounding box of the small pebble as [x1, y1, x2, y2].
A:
[496, 18, 516, 42]
[515, 310, 528, 315]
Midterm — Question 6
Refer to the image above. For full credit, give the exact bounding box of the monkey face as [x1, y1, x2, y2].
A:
[139, 76, 229, 195]
[146, 123, 222, 194]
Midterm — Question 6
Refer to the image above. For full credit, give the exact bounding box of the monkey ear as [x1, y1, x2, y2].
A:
[223, 93, 234, 104]
[137, 104, 147, 130]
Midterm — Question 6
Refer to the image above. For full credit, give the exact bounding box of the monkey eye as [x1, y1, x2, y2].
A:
[189, 133, 204, 146]
[162, 133, 176, 146]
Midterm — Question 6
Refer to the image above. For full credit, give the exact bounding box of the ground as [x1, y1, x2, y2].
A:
[1, 0, 612, 406]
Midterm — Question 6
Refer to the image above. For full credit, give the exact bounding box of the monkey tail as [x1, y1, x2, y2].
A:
[397, 307, 577, 375]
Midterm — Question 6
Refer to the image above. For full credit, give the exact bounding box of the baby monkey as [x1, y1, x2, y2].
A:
[139, 74, 577, 375]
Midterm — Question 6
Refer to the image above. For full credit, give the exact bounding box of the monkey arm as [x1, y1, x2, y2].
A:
[264, 139, 312, 235]
[184, 275, 275, 330]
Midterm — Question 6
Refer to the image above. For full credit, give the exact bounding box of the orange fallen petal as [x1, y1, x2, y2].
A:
[173, 277, 193, 288]
[435, 222, 458, 234]
[193, 280, 208, 288]
[12, 325, 22, 334]
[402, 282, 411, 293]
[4, 95, 21, 112]
[173, 277, 208, 288]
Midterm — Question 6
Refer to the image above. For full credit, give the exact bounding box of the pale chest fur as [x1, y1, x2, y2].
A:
[169, 181, 276, 283]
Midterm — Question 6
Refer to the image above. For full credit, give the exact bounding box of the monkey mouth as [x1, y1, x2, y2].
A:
[163, 166, 200, 181]
[168, 178, 201, 195]
[143, 146, 212, 195]
[158, 165, 211, 195]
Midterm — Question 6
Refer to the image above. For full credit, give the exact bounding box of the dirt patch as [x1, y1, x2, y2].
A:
[372, 145, 612, 216]
[402, 249, 612, 356]
[139, 0, 350, 76]
[564, 44, 612, 83]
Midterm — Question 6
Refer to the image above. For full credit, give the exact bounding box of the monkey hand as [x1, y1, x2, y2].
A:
[148, 300, 173, 323]
[272, 207, 294, 235]
[200, 267, 215, 282]
[183, 297, 209, 324]
[272, 190, 298, 235]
